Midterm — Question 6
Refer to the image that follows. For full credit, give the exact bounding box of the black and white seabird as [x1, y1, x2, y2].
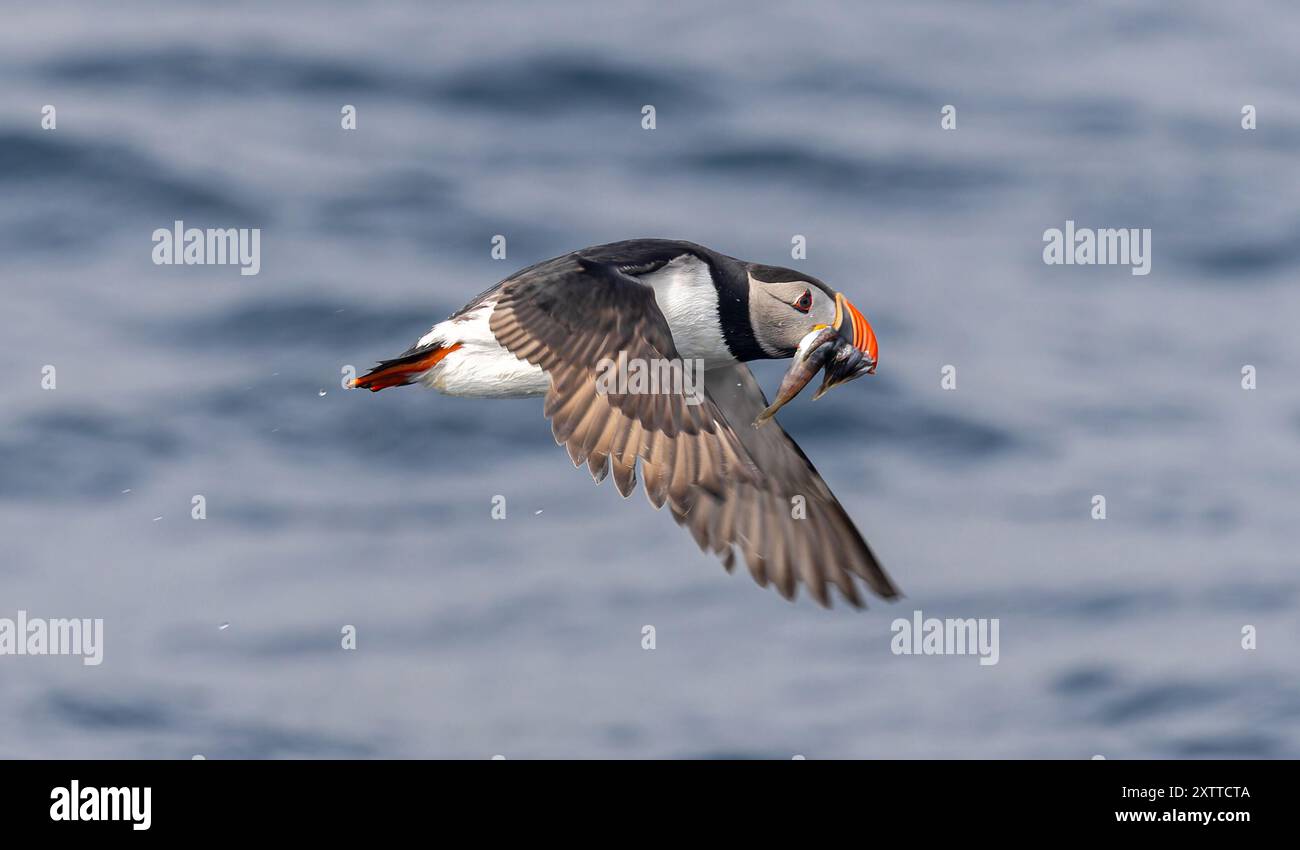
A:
[350, 239, 898, 608]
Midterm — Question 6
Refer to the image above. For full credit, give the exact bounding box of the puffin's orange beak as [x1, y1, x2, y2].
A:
[833, 292, 878, 374]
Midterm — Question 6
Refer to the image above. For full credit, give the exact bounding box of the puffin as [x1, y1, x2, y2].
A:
[350, 239, 899, 608]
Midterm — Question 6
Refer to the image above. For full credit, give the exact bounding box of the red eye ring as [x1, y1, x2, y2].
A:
[792, 289, 813, 313]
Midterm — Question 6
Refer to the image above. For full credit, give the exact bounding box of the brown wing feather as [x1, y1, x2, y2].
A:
[668, 363, 900, 608]
[488, 252, 758, 513]
[488, 251, 896, 608]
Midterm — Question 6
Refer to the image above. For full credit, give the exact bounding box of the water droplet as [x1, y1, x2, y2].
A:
[534, 510, 543, 516]
[219, 622, 230, 631]
[152, 516, 163, 522]
[192, 754, 206, 760]
[318, 389, 327, 397]
[491, 754, 506, 760]
[121, 489, 132, 494]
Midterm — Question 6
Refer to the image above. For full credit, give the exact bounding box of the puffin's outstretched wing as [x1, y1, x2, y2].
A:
[489, 250, 897, 608]
[488, 251, 759, 508]
[668, 363, 900, 608]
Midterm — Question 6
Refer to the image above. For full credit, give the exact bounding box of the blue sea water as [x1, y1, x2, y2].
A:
[0, 0, 1297, 758]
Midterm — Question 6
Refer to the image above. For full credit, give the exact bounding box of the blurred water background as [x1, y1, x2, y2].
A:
[1, 0, 1298, 758]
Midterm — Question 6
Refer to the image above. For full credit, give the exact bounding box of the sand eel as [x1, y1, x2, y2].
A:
[350, 239, 896, 607]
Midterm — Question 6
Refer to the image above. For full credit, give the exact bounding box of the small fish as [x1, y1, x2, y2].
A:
[753, 327, 840, 427]
[812, 339, 873, 400]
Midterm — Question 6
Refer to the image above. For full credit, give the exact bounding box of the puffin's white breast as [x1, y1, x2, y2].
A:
[417, 255, 735, 399]
[640, 254, 734, 369]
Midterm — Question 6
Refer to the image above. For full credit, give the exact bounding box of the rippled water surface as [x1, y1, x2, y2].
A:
[1, 1, 1298, 758]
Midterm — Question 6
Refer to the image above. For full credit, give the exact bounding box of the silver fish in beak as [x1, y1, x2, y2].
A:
[812, 338, 874, 400]
[753, 326, 841, 427]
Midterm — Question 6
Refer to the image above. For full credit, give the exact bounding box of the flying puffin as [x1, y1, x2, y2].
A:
[350, 239, 899, 608]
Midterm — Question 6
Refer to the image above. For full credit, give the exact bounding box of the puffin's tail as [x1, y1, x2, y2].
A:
[349, 343, 462, 392]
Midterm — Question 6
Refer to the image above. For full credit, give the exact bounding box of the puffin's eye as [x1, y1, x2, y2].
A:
[792, 289, 813, 313]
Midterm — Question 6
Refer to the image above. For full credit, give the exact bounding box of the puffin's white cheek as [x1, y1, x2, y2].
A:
[815, 302, 836, 327]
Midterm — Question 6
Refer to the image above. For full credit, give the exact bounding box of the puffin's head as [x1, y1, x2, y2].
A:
[745, 263, 878, 386]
